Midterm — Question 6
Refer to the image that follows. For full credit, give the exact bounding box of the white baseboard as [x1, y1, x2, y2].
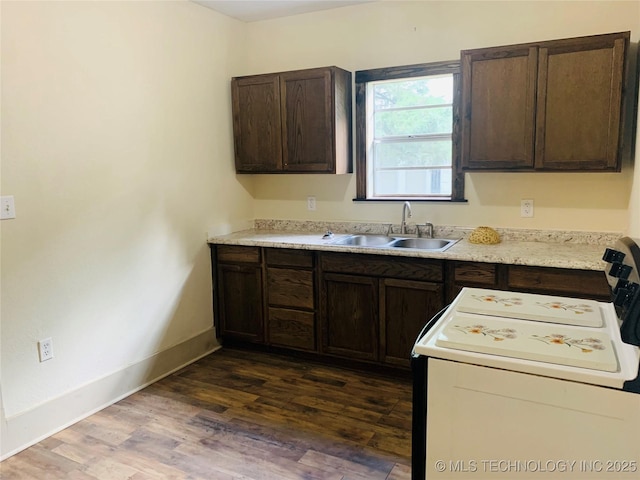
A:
[0, 328, 220, 461]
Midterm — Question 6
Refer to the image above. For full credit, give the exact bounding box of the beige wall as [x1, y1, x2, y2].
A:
[0, 0, 250, 457]
[241, 0, 640, 234]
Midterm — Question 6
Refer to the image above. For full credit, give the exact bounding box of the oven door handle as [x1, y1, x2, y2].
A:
[411, 305, 449, 359]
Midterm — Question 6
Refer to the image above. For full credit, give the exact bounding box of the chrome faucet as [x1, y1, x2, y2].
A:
[401, 201, 412, 234]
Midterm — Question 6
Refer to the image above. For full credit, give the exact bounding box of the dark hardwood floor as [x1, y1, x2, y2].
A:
[1, 348, 412, 479]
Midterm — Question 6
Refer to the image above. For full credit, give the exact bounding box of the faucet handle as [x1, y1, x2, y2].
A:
[386, 223, 393, 235]
[417, 222, 434, 238]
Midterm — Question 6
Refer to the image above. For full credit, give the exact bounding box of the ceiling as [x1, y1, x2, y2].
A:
[192, 1, 375, 23]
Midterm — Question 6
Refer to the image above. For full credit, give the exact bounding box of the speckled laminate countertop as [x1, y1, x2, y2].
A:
[208, 221, 622, 271]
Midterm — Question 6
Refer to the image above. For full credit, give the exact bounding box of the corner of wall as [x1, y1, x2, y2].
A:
[0, 329, 220, 461]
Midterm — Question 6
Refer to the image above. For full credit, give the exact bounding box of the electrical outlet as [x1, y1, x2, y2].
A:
[307, 196, 317, 211]
[521, 199, 534, 218]
[1, 195, 16, 220]
[38, 338, 54, 362]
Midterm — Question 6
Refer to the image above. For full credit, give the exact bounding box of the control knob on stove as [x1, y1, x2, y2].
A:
[614, 279, 629, 294]
[609, 262, 633, 280]
[614, 282, 640, 308]
[602, 248, 626, 263]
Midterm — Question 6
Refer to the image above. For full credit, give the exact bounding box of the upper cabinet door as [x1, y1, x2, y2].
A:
[460, 32, 630, 172]
[232, 75, 283, 173]
[280, 68, 334, 172]
[461, 46, 538, 170]
[535, 35, 627, 170]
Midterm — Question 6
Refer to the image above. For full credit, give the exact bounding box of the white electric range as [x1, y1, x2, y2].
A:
[411, 237, 640, 480]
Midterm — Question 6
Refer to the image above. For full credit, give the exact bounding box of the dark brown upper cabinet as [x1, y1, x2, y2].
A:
[461, 32, 630, 171]
[231, 66, 352, 174]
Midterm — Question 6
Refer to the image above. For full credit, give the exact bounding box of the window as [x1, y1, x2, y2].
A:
[355, 61, 464, 201]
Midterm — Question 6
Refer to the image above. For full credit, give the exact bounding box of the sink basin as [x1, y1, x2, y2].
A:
[332, 234, 459, 251]
[332, 234, 396, 247]
[390, 238, 458, 251]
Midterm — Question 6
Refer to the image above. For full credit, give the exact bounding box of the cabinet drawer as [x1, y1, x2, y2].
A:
[454, 262, 497, 286]
[266, 248, 314, 268]
[268, 307, 315, 350]
[217, 245, 261, 264]
[507, 266, 610, 299]
[267, 268, 314, 309]
[320, 252, 443, 282]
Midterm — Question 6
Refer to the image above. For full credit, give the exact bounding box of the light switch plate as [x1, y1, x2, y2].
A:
[1, 196, 16, 219]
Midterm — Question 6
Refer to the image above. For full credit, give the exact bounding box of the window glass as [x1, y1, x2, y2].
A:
[355, 62, 463, 201]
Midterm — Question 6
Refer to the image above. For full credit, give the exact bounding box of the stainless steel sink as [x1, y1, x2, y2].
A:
[332, 235, 459, 251]
[332, 234, 396, 247]
[389, 238, 458, 251]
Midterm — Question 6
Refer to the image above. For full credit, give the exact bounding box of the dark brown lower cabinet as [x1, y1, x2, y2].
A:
[321, 273, 378, 361]
[267, 307, 315, 350]
[320, 274, 444, 367]
[265, 249, 316, 352]
[446, 261, 501, 302]
[506, 265, 610, 300]
[380, 278, 444, 367]
[211, 245, 609, 372]
[447, 260, 610, 303]
[319, 253, 445, 368]
[217, 263, 264, 342]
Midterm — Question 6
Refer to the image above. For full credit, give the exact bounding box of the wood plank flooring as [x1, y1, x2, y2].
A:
[1, 348, 412, 479]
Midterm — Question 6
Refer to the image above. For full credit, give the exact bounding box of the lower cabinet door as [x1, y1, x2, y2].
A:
[380, 278, 444, 367]
[217, 264, 264, 342]
[321, 273, 378, 361]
